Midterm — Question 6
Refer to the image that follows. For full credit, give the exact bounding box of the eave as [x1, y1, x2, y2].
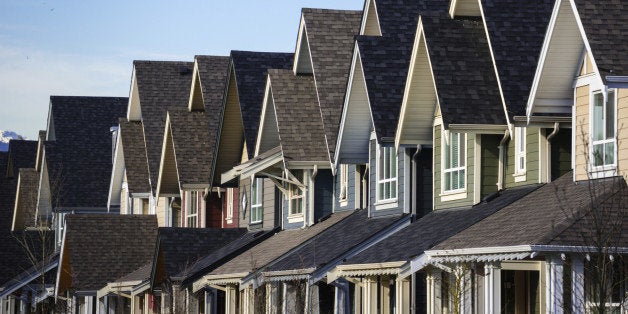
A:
[446, 124, 508, 134]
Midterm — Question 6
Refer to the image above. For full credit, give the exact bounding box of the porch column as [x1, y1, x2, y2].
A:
[395, 277, 410, 314]
[545, 256, 564, 314]
[426, 269, 442, 314]
[225, 285, 237, 314]
[205, 289, 217, 314]
[333, 279, 350, 314]
[484, 263, 501, 314]
[571, 256, 584, 314]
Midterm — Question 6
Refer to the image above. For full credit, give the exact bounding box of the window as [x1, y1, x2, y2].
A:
[377, 146, 397, 202]
[225, 188, 234, 221]
[592, 90, 616, 168]
[186, 191, 198, 228]
[515, 127, 526, 174]
[443, 132, 466, 192]
[250, 178, 263, 223]
[55, 212, 67, 249]
[289, 171, 305, 215]
[339, 164, 349, 201]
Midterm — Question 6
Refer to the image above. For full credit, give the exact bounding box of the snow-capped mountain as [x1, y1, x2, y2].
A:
[0, 130, 25, 152]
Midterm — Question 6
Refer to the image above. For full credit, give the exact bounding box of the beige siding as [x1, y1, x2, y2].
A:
[579, 52, 594, 76]
[216, 71, 246, 184]
[575, 85, 590, 181]
[617, 88, 628, 178]
[156, 197, 167, 227]
[262, 178, 276, 230]
[362, 0, 381, 36]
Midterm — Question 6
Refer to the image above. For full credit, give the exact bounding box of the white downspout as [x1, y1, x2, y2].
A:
[309, 165, 318, 227]
[497, 130, 510, 190]
[546, 123, 560, 182]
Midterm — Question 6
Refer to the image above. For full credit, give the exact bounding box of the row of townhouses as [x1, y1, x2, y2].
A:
[0, 0, 626, 313]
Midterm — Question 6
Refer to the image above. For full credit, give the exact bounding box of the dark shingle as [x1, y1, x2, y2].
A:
[45, 96, 127, 208]
[118, 119, 150, 194]
[6, 140, 37, 178]
[573, 0, 628, 82]
[133, 61, 194, 192]
[301, 9, 362, 161]
[230, 51, 294, 159]
[12, 168, 39, 230]
[481, 0, 553, 118]
[62, 214, 157, 292]
[432, 172, 627, 250]
[268, 69, 328, 162]
[155, 227, 246, 280]
[423, 15, 505, 127]
[268, 210, 404, 272]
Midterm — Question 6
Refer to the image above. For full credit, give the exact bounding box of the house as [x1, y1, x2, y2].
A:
[155, 55, 231, 229]
[35, 96, 128, 248]
[108, 61, 194, 227]
[55, 214, 158, 313]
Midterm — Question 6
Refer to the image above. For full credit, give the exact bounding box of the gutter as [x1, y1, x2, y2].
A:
[497, 130, 510, 190]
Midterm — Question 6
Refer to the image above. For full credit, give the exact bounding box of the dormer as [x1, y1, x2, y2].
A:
[449, 0, 481, 18]
[360, 0, 382, 36]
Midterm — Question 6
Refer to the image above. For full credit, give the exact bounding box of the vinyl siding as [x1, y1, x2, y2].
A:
[155, 196, 167, 227]
[262, 178, 276, 230]
[334, 164, 357, 212]
[505, 127, 540, 188]
[215, 71, 245, 186]
[481, 135, 500, 197]
[369, 139, 406, 217]
[314, 169, 334, 221]
[551, 128, 572, 181]
[282, 170, 310, 229]
[574, 85, 590, 181]
[238, 176, 251, 228]
[433, 126, 475, 210]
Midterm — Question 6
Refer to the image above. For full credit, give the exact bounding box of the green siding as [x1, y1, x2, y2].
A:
[551, 128, 572, 180]
[433, 126, 475, 210]
[505, 127, 540, 188]
[480, 135, 500, 197]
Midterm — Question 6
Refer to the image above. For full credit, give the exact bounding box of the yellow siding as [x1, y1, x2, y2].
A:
[216, 71, 246, 184]
[156, 197, 167, 226]
[617, 88, 628, 178]
[575, 85, 589, 181]
[579, 53, 594, 76]
[362, 0, 381, 36]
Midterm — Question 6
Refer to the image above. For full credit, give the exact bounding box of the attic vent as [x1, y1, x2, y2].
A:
[178, 66, 192, 75]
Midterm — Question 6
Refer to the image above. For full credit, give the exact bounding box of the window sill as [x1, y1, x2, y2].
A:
[513, 172, 527, 182]
[339, 200, 348, 207]
[439, 190, 467, 202]
[225, 218, 233, 224]
[374, 199, 398, 210]
[588, 166, 616, 179]
[287, 214, 304, 223]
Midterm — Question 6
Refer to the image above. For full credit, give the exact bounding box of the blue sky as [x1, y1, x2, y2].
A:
[0, 0, 363, 139]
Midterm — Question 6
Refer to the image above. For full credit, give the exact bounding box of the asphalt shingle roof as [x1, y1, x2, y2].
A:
[155, 227, 247, 280]
[423, 15, 505, 127]
[573, 0, 628, 82]
[12, 168, 39, 230]
[45, 96, 127, 208]
[180, 229, 277, 284]
[301, 9, 361, 161]
[210, 211, 352, 277]
[481, 0, 553, 118]
[346, 184, 540, 264]
[268, 69, 328, 162]
[133, 61, 193, 192]
[118, 119, 150, 194]
[6, 140, 38, 178]
[268, 210, 405, 272]
[373, 0, 449, 39]
[230, 51, 294, 159]
[432, 172, 628, 250]
[62, 214, 157, 292]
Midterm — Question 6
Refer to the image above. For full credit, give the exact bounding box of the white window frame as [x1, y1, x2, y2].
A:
[289, 171, 305, 216]
[376, 145, 398, 203]
[442, 132, 466, 193]
[339, 164, 349, 202]
[250, 178, 263, 224]
[590, 89, 617, 171]
[515, 127, 526, 174]
[225, 188, 234, 222]
[186, 191, 198, 228]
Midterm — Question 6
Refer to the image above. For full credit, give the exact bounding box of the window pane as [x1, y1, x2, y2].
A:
[384, 182, 390, 199]
[593, 93, 604, 141]
[390, 180, 396, 199]
[459, 170, 465, 188]
[459, 134, 465, 167]
[379, 148, 385, 180]
[444, 172, 451, 191]
[391, 148, 397, 177]
[379, 182, 384, 200]
[451, 134, 459, 168]
[593, 143, 604, 166]
[605, 142, 615, 165]
[444, 138, 451, 169]
[452, 171, 459, 190]
[607, 90, 615, 139]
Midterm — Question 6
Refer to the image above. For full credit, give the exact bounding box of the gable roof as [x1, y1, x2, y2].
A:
[11, 168, 39, 231]
[57, 214, 157, 293]
[423, 15, 505, 127]
[118, 119, 150, 194]
[344, 184, 539, 265]
[264, 210, 407, 278]
[153, 227, 247, 282]
[430, 172, 628, 251]
[481, 0, 554, 119]
[262, 69, 328, 162]
[230, 51, 294, 159]
[6, 140, 38, 178]
[300, 9, 362, 161]
[190, 55, 230, 112]
[45, 96, 127, 209]
[573, 0, 628, 81]
[132, 61, 194, 192]
[371, 0, 449, 38]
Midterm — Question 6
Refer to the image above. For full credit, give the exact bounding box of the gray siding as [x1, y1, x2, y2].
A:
[314, 169, 334, 221]
[333, 164, 357, 212]
[481, 135, 500, 198]
[238, 177, 276, 230]
[262, 178, 276, 230]
[433, 126, 475, 210]
[238, 176, 251, 228]
[282, 170, 310, 230]
[368, 139, 406, 217]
